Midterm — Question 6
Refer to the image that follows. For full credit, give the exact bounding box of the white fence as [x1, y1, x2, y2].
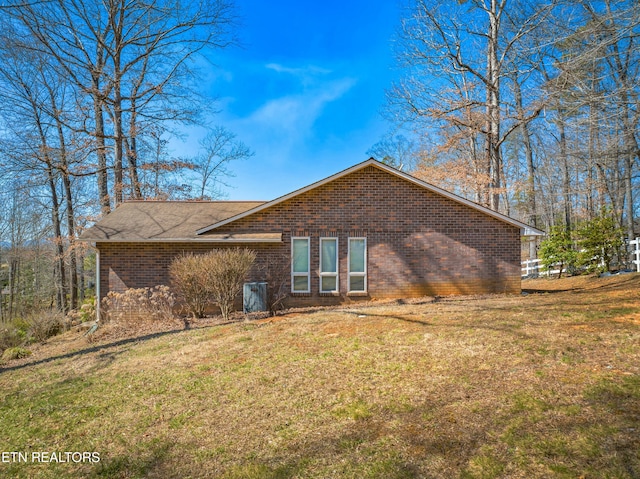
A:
[521, 259, 560, 278]
[630, 237, 640, 273]
[522, 237, 640, 278]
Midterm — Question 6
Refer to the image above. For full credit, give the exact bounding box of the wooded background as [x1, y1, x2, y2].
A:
[1, 0, 638, 319]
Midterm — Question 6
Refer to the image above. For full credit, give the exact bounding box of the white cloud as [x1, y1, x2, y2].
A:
[265, 63, 332, 77]
[250, 78, 355, 133]
[176, 62, 367, 200]
[228, 73, 357, 165]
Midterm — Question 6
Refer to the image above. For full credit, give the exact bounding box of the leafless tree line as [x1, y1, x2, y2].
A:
[378, 0, 639, 244]
[0, 0, 251, 319]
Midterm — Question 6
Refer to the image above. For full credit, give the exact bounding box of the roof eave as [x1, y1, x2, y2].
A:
[85, 237, 283, 243]
[522, 227, 545, 236]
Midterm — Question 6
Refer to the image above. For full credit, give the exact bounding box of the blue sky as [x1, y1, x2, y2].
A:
[179, 0, 402, 200]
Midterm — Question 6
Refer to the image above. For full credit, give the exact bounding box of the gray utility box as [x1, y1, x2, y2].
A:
[243, 282, 268, 313]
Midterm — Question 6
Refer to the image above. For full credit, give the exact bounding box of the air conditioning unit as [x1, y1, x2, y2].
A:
[243, 282, 267, 313]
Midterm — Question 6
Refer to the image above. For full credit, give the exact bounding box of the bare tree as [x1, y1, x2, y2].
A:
[4, 0, 114, 214]
[366, 132, 418, 171]
[0, 180, 54, 319]
[582, 0, 640, 242]
[388, 0, 554, 211]
[99, 0, 238, 204]
[0, 42, 71, 311]
[190, 126, 254, 199]
[4, 0, 239, 210]
[544, 0, 640, 244]
[1, 0, 244, 314]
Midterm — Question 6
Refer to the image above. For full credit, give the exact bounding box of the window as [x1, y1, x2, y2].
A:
[291, 237, 310, 292]
[348, 237, 367, 292]
[320, 238, 338, 293]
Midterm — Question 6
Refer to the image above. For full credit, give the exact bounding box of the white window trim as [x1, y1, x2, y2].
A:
[291, 236, 310, 293]
[348, 237, 367, 293]
[319, 237, 339, 293]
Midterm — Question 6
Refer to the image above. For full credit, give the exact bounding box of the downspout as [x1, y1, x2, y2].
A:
[95, 247, 100, 321]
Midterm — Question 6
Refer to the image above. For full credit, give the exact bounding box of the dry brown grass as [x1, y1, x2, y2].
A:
[0, 273, 639, 478]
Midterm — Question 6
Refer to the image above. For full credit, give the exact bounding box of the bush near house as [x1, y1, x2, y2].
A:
[101, 286, 175, 322]
[202, 248, 256, 321]
[170, 248, 256, 320]
[66, 297, 98, 325]
[169, 253, 210, 318]
[260, 253, 290, 315]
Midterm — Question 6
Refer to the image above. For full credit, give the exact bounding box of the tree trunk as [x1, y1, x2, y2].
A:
[620, 102, 636, 243]
[513, 76, 536, 226]
[486, 0, 502, 212]
[8, 255, 20, 321]
[113, 98, 124, 204]
[110, 2, 125, 205]
[45, 79, 78, 311]
[127, 106, 143, 199]
[127, 80, 143, 198]
[46, 167, 67, 312]
[50, 175, 67, 312]
[586, 98, 598, 219]
[557, 107, 572, 231]
[624, 154, 634, 237]
[78, 252, 85, 303]
[62, 174, 78, 310]
[94, 87, 110, 215]
[32, 96, 67, 312]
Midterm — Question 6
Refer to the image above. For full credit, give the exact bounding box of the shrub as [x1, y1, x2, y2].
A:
[12, 318, 31, 341]
[25, 310, 66, 343]
[0, 325, 24, 354]
[170, 253, 211, 318]
[203, 248, 256, 321]
[1, 347, 32, 361]
[67, 298, 98, 324]
[1, 311, 66, 351]
[259, 254, 290, 315]
[539, 225, 577, 278]
[101, 286, 175, 322]
[170, 248, 256, 320]
[576, 212, 624, 273]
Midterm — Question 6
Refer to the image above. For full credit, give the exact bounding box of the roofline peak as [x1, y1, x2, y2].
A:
[196, 158, 544, 236]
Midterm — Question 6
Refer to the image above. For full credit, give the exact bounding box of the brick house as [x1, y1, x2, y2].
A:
[80, 159, 543, 310]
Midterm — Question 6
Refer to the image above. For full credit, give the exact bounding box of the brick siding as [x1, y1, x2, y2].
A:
[97, 165, 521, 308]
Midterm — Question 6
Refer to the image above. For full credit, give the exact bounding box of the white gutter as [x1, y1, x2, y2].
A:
[95, 248, 100, 321]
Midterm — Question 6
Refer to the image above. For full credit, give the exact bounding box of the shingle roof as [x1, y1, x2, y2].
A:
[79, 201, 267, 242]
[79, 159, 544, 243]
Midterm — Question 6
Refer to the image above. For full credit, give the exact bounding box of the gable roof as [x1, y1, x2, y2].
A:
[80, 159, 544, 243]
[79, 201, 274, 242]
[196, 159, 544, 236]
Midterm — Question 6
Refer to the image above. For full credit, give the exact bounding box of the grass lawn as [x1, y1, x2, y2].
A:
[1, 274, 639, 478]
